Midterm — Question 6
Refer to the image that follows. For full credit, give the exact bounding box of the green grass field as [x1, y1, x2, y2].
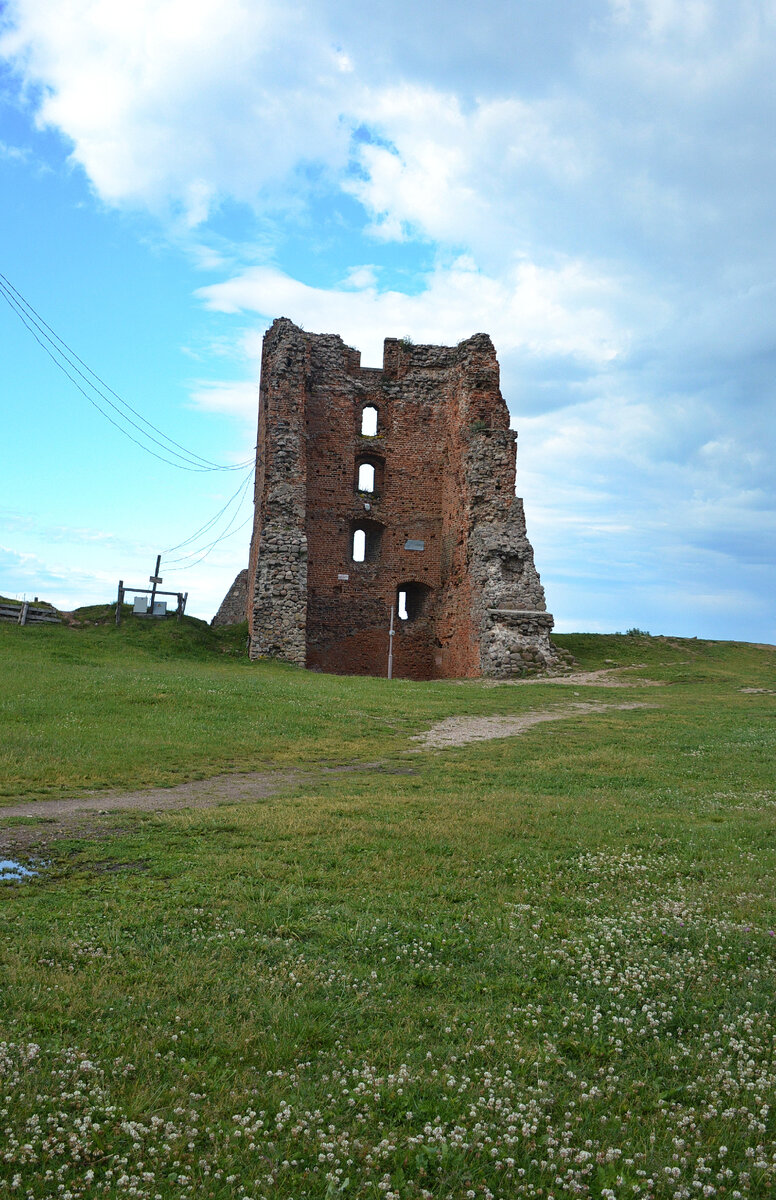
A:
[1, 613, 775, 1199]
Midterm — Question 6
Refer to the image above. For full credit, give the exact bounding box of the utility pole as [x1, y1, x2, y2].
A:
[387, 605, 395, 679]
[149, 554, 162, 616]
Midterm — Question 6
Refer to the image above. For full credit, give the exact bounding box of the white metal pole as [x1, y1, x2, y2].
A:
[388, 605, 395, 679]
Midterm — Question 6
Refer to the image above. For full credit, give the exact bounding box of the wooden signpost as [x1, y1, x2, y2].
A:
[115, 555, 188, 626]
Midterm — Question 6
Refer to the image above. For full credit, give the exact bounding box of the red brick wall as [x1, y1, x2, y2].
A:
[246, 319, 555, 679]
[301, 335, 500, 678]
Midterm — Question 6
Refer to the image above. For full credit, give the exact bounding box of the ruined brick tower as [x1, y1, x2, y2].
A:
[245, 317, 557, 679]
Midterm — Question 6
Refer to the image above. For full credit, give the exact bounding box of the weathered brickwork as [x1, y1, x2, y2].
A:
[241, 317, 559, 679]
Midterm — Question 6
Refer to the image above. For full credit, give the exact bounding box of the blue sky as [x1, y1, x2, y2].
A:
[1, 0, 774, 640]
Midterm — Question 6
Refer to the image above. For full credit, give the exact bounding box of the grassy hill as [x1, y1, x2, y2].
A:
[1, 616, 775, 1198]
[1, 606, 773, 802]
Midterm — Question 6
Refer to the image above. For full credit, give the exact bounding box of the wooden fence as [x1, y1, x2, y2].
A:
[0, 602, 62, 626]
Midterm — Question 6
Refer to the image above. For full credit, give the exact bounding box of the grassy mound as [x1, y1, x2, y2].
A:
[0, 594, 59, 611]
[1, 630, 775, 1197]
[65, 602, 250, 657]
[1, 616, 773, 802]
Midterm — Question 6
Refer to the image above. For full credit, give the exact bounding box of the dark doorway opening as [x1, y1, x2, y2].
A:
[396, 581, 432, 621]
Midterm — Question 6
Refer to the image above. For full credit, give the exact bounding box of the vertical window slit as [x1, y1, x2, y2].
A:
[358, 462, 375, 492]
[361, 406, 378, 436]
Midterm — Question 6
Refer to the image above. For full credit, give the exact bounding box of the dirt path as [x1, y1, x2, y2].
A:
[0, 761, 426, 855]
[484, 665, 665, 688]
[411, 700, 657, 749]
[1, 697, 658, 855]
[0, 770, 305, 855]
[0, 769, 303, 823]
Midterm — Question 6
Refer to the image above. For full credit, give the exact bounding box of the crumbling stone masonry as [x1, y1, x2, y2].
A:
[211, 568, 248, 627]
[243, 317, 559, 679]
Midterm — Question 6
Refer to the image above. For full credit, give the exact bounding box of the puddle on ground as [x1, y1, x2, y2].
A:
[0, 858, 39, 881]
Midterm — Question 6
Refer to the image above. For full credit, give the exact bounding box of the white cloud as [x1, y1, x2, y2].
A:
[3, 0, 775, 638]
[0, 140, 31, 162]
[341, 264, 378, 289]
[0, 544, 120, 608]
[609, 0, 715, 39]
[5, 0, 776, 289]
[3, 0, 774, 244]
[188, 380, 259, 423]
[1, 0, 355, 220]
[346, 86, 589, 261]
[197, 258, 625, 368]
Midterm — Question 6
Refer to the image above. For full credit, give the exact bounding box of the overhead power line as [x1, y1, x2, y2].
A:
[162, 465, 256, 570]
[0, 271, 255, 474]
[163, 464, 256, 556]
[161, 513, 255, 573]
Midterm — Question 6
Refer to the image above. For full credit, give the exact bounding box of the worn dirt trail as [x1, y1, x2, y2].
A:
[480, 665, 666, 689]
[0, 771, 305, 855]
[1, 693, 659, 855]
[0, 769, 303, 823]
[411, 700, 656, 749]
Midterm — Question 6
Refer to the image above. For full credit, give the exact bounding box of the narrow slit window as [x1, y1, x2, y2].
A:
[358, 462, 375, 492]
[361, 406, 378, 436]
[398, 590, 408, 620]
[351, 520, 383, 563]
